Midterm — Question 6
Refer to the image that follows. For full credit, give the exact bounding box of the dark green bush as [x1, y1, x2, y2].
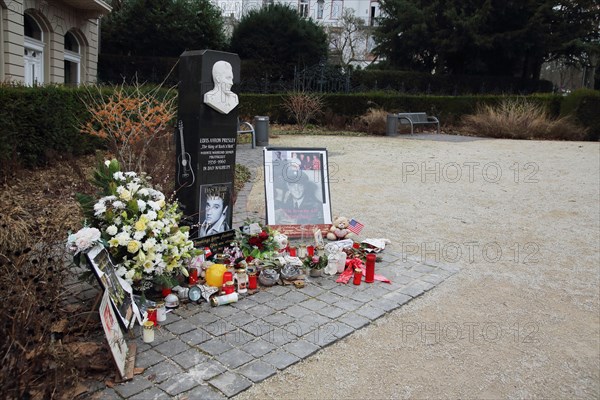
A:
[560, 89, 600, 141]
[352, 70, 554, 95]
[0, 85, 100, 174]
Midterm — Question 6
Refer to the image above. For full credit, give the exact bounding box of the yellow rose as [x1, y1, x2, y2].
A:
[108, 238, 119, 247]
[134, 217, 147, 231]
[127, 240, 141, 254]
[120, 189, 132, 201]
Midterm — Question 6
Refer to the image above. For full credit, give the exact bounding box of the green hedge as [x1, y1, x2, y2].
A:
[238, 92, 564, 126]
[560, 89, 600, 141]
[351, 70, 554, 95]
[0, 85, 99, 172]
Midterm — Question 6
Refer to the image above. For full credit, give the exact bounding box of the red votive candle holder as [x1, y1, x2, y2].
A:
[353, 268, 362, 285]
[189, 268, 199, 285]
[248, 273, 257, 290]
[352, 242, 360, 249]
[365, 253, 376, 283]
[162, 287, 172, 297]
[307, 245, 315, 256]
[289, 247, 297, 257]
[147, 307, 158, 326]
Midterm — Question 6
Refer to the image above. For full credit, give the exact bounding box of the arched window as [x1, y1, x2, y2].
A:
[64, 31, 81, 85]
[24, 13, 44, 85]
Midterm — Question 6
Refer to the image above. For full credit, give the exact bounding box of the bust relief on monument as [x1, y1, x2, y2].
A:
[203, 61, 239, 114]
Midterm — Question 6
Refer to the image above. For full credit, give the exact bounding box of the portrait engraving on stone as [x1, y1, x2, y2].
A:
[203, 60, 239, 114]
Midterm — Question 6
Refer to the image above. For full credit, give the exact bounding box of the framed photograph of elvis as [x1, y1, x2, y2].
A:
[264, 147, 332, 237]
[198, 182, 233, 238]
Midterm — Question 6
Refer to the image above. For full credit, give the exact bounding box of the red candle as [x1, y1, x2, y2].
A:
[189, 268, 199, 285]
[353, 268, 362, 285]
[365, 253, 376, 283]
[289, 247, 297, 257]
[162, 287, 172, 297]
[147, 307, 158, 326]
[307, 245, 315, 256]
[352, 242, 360, 249]
[223, 280, 235, 294]
[248, 273, 257, 289]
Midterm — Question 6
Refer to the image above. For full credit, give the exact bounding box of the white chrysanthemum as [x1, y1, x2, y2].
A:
[133, 230, 145, 240]
[93, 202, 106, 216]
[145, 210, 157, 221]
[147, 200, 160, 211]
[112, 200, 125, 210]
[138, 188, 149, 197]
[106, 225, 118, 236]
[143, 238, 157, 251]
[115, 232, 131, 246]
[125, 171, 137, 178]
[137, 199, 147, 212]
[116, 265, 127, 277]
[113, 171, 125, 181]
[113, 216, 122, 226]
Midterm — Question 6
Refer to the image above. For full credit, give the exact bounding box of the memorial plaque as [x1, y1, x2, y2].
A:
[176, 50, 240, 246]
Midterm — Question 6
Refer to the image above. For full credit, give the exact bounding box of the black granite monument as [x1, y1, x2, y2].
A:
[176, 50, 240, 249]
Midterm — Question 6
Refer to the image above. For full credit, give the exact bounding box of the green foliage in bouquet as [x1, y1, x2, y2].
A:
[76, 159, 196, 290]
[235, 220, 281, 260]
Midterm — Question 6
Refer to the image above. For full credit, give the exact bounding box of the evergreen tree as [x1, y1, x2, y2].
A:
[229, 4, 328, 82]
[373, 0, 599, 79]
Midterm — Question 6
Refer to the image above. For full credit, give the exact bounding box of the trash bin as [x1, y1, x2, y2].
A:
[386, 114, 398, 136]
[254, 116, 269, 146]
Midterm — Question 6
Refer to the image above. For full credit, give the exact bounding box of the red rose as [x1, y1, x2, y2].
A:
[259, 231, 269, 240]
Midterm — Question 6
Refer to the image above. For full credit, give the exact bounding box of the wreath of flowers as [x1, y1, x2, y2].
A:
[70, 159, 196, 290]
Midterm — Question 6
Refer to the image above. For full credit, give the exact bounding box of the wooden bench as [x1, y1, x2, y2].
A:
[396, 112, 440, 134]
[237, 119, 256, 148]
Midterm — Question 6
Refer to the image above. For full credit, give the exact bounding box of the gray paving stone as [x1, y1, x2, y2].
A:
[314, 278, 338, 289]
[284, 318, 319, 337]
[363, 283, 396, 296]
[282, 290, 309, 303]
[184, 384, 227, 400]
[266, 285, 292, 296]
[355, 305, 387, 321]
[172, 348, 209, 370]
[421, 273, 449, 285]
[153, 338, 190, 357]
[338, 312, 370, 330]
[230, 298, 259, 310]
[368, 297, 402, 312]
[144, 360, 183, 384]
[382, 291, 412, 307]
[261, 327, 297, 346]
[134, 349, 166, 369]
[249, 290, 277, 304]
[330, 284, 356, 297]
[351, 289, 376, 303]
[246, 303, 277, 318]
[215, 347, 254, 369]
[92, 388, 120, 400]
[332, 322, 354, 339]
[129, 386, 171, 400]
[412, 264, 436, 274]
[151, 330, 176, 346]
[172, 305, 197, 318]
[283, 339, 320, 358]
[242, 338, 277, 358]
[210, 303, 239, 318]
[204, 320, 236, 336]
[164, 319, 196, 335]
[269, 297, 297, 311]
[158, 373, 201, 396]
[262, 312, 295, 327]
[179, 328, 211, 345]
[299, 298, 328, 311]
[188, 311, 219, 326]
[209, 371, 253, 397]
[241, 320, 276, 337]
[401, 269, 426, 279]
[199, 338, 233, 356]
[299, 284, 325, 297]
[399, 282, 426, 298]
[333, 298, 364, 311]
[114, 376, 153, 398]
[303, 323, 339, 347]
[227, 310, 256, 327]
[316, 291, 344, 303]
[223, 328, 255, 347]
[236, 360, 277, 383]
[188, 359, 227, 382]
[282, 304, 313, 318]
[261, 349, 300, 370]
[315, 304, 346, 319]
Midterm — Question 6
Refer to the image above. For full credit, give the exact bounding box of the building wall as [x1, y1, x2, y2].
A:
[0, 0, 108, 84]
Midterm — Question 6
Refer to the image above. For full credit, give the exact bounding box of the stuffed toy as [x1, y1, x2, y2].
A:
[326, 216, 355, 241]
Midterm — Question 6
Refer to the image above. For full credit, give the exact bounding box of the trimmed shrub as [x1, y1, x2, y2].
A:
[560, 89, 600, 141]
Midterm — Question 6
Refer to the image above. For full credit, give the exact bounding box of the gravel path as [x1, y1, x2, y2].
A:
[237, 134, 600, 399]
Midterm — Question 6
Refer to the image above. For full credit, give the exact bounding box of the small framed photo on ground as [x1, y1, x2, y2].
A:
[86, 245, 135, 330]
[264, 147, 332, 237]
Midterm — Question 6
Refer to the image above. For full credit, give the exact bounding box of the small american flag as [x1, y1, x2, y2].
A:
[347, 219, 364, 235]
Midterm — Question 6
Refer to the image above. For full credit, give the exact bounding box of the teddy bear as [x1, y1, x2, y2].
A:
[326, 216, 355, 241]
